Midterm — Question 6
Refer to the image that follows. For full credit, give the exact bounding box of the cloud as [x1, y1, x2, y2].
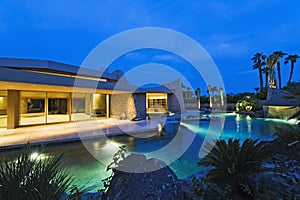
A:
[124, 52, 147, 60]
[152, 54, 178, 62]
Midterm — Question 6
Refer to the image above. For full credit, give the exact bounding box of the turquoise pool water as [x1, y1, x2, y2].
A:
[1, 114, 296, 192]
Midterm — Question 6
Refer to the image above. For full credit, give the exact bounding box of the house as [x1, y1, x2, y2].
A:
[0, 58, 183, 129]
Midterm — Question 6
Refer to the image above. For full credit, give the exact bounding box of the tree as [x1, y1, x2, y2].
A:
[273, 51, 287, 89]
[207, 85, 212, 108]
[252, 53, 266, 91]
[195, 87, 201, 110]
[267, 54, 279, 88]
[262, 67, 270, 88]
[284, 54, 300, 85]
[219, 87, 224, 106]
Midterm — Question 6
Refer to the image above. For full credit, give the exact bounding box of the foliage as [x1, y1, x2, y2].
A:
[226, 92, 255, 103]
[0, 144, 75, 200]
[283, 81, 300, 95]
[235, 96, 260, 112]
[254, 88, 267, 100]
[191, 176, 232, 199]
[100, 145, 127, 199]
[198, 139, 272, 181]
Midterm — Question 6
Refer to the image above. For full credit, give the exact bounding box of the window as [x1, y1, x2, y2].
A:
[146, 93, 168, 113]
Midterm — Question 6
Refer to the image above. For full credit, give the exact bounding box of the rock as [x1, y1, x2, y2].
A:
[265, 88, 299, 106]
[267, 136, 286, 154]
[105, 154, 184, 200]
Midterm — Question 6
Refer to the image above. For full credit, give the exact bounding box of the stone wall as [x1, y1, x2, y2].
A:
[110, 93, 137, 120]
[20, 98, 28, 114]
[163, 79, 185, 113]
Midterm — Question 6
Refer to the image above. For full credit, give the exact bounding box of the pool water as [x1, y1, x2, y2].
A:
[1, 113, 295, 192]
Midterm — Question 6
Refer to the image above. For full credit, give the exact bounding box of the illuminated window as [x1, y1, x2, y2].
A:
[146, 93, 168, 113]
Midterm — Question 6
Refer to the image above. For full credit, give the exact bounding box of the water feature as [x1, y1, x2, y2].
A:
[0, 113, 296, 192]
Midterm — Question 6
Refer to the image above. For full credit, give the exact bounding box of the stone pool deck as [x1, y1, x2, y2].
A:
[0, 119, 159, 149]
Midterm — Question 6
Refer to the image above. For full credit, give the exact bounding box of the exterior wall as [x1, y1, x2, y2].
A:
[135, 94, 146, 119]
[110, 93, 137, 120]
[85, 94, 91, 115]
[168, 94, 181, 113]
[263, 105, 300, 120]
[163, 79, 185, 113]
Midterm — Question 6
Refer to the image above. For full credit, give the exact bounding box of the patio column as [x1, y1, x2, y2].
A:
[7, 90, 20, 129]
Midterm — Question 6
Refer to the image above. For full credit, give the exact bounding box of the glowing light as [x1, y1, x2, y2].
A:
[103, 140, 121, 149]
[30, 152, 47, 160]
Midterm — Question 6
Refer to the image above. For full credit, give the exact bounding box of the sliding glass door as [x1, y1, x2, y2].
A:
[47, 92, 70, 123]
[20, 91, 46, 126]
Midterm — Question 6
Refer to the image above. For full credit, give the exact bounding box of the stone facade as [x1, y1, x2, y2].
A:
[163, 79, 185, 113]
[110, 93, 137, 120]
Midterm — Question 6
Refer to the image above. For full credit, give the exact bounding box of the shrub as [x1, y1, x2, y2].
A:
[198, 139, 272, 181]
[100, 145, 127, 199]
[0, 144, 75, 200]
[236, 96, 260, 112]
[198, 139, 273, 199]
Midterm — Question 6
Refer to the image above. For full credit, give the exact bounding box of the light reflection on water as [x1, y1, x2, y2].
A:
[0, 114, 295, 192]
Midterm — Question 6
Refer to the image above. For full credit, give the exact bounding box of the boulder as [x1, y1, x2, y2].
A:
[105, 154, 184, 200]
[267, 136, 287, 154]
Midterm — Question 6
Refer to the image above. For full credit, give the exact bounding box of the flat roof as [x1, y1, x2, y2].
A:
[0, 57, 118, 80]
[135, 85, 172, 93]
[0, 66, 117, 91]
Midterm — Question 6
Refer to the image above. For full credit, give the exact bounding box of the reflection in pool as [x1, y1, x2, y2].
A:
[0, 114, 296, 192]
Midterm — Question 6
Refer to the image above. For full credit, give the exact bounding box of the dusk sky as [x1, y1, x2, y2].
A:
[1, 0, 300, 94]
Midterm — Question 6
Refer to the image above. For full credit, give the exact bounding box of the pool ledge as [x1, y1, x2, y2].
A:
[0, 119, 159, 150]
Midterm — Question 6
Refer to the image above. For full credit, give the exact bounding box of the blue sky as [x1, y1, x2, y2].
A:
[0, 0, 300, 94]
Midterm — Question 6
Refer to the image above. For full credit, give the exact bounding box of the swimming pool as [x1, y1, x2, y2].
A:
[1, 113, 296, 192]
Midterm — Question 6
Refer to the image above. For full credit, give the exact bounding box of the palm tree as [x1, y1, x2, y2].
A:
[195, 87, 201, 110]
[262, 67, 270, 88]
[219, 87, 224, 106]
[267, 54, 279, 88]
[284, 54, 300, 85]
[252, 53, 266, 91]
[207, 85, 212, 108]
[273, 51, 287, 89]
